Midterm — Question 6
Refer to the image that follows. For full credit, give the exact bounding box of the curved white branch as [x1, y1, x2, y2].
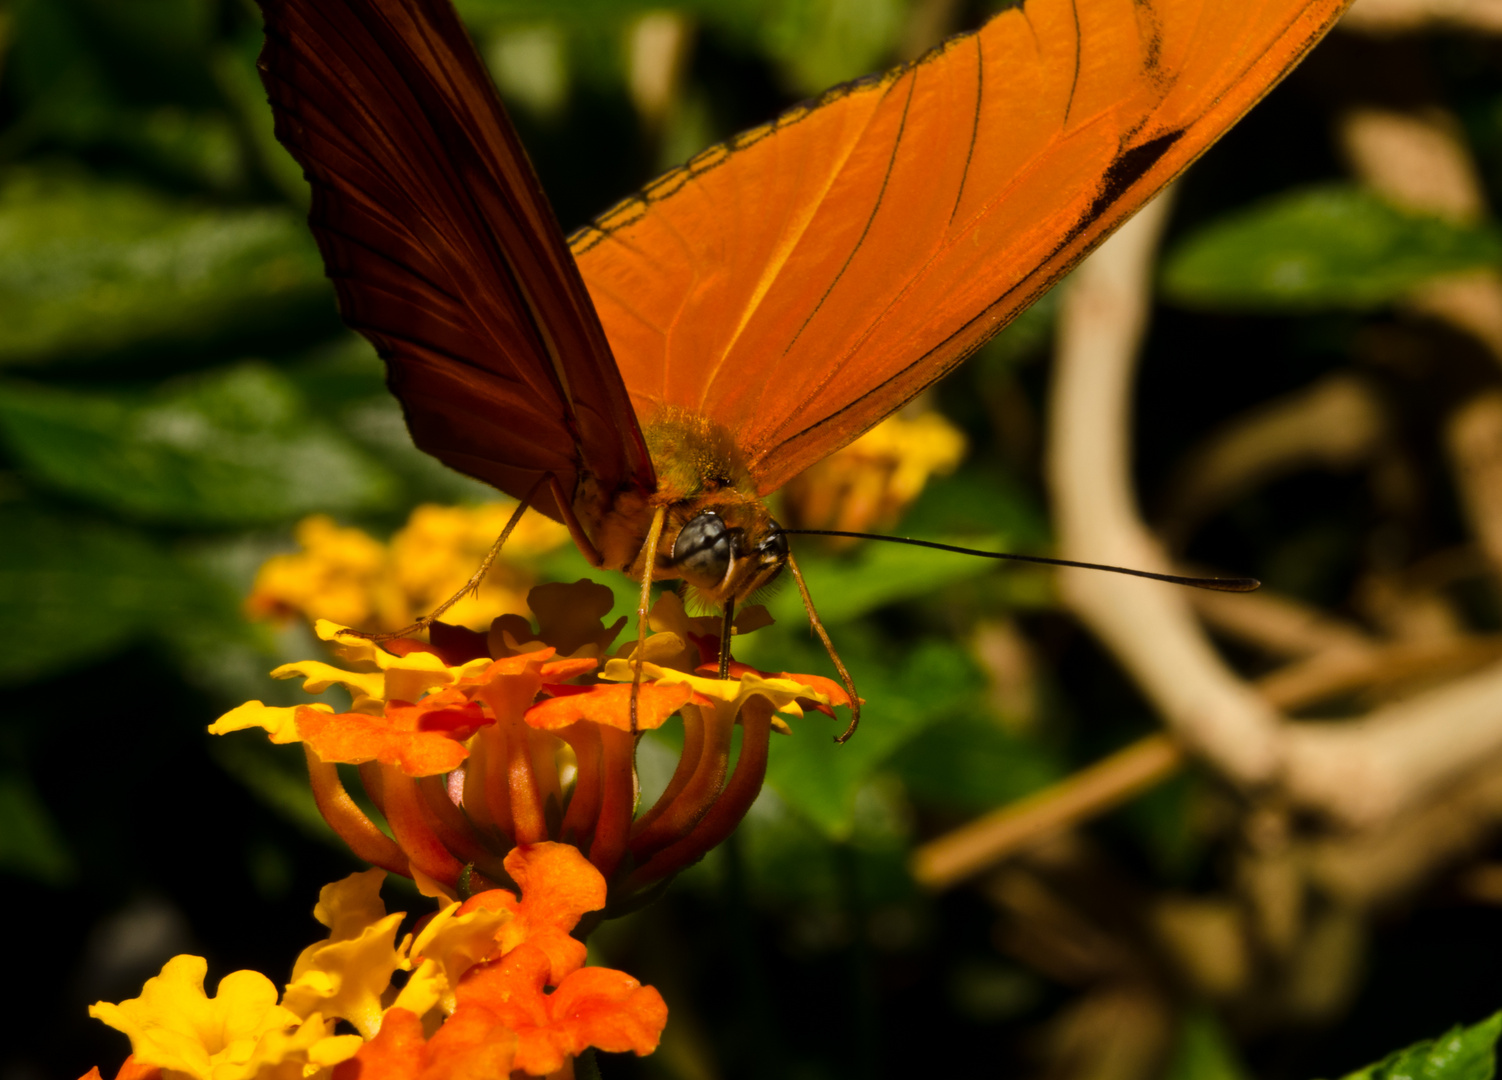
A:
[1045, 193, 1286, 788]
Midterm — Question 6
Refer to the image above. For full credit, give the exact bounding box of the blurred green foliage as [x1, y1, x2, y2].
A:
[0, 171, 327, 364]
[1162, 186, 1502, 311]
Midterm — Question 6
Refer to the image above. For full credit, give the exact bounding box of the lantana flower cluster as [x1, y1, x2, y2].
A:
[214, 580, 850, 908]
[246, 503, 570, 634]
[84, 843, 666, 1080]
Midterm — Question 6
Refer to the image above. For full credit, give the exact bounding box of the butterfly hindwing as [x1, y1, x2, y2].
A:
[258, 0, 655, 520]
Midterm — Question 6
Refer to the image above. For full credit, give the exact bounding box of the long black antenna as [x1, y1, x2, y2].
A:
[780, 530, 1259, 593]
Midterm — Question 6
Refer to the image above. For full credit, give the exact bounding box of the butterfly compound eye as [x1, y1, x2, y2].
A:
[759, 521, 789, 565]
[672, 511, 732, 588]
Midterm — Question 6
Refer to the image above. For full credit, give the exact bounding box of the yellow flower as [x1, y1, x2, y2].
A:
[781, 410, 967, 537]
[246, 502, 569, 635]
[85, 848, 666, 1080]
[390, 503, 570, 630]
[245, 515, 397, 630]
[281, 871, 410, 1039]
[395, 893, 511, 1019]
[87, 956, 357, 1080]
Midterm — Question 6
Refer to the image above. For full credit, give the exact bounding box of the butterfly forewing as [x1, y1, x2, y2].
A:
[570, 0, 1352, 497]
[258, 0, 654, 520]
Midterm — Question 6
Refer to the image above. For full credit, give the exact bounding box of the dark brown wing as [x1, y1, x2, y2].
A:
[257, 0, 655, 520]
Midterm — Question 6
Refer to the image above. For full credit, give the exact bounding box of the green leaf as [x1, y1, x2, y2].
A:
[712, 0, 908, 95]
[456, 0, 907, 95]
[892, 716, 1063, 814]
[0, 773, 76, 885]
[1335, 1013, 1502, 1080]
[0, 506, 241, 685]
[1162, 186, 1502, 312]
[1163, 1009, 1251, 1080]
[8, 0, 240, 191]
[0, 363, 400, 525]
[759, 636, 983, 838]
[0, 170, 331, 366]
[766, 535, 1007, 627]
[456, 0, 651, 22]
[899, 466, 1051, 547]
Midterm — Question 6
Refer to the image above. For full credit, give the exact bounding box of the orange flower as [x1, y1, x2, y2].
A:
[85, 846, 666, 1080]
[78, 1059, 161, 1080]
[452, 944, 667, 1076]
[456, 843, 605, 985]
[330, 1006, 516, 1080]
[216, 581, 851, 907]
[295, 688, 487, 776]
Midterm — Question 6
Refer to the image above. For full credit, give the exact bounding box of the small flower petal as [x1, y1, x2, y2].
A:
[89, 956, 300, 1080]
[296, 691, 484, 777]
[600, 658, 844, 717]
[524, 682, 693, 732]
[332, 1008, 425, 1080]
[396, 899, 511, 1018]
[455, 843, 606, 984]
[547, 965, 668, 1059]
[208, 702, 332, 744]
[272, 660, 387, 710]
[454, 944, 665, 1077]
[283, 873, 409, 1038]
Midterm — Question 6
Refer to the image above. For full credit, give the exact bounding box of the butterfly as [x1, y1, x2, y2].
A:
[255, 0, 1350, 735]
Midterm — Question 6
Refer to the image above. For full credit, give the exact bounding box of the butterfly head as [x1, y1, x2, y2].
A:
[634, 407, 790, 605]
[667, 505, 788, 606]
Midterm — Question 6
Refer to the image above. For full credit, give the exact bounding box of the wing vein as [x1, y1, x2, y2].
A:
[778, 67, 920, 361]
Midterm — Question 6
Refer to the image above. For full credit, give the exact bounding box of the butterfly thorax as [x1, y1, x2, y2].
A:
[578, 406, 788, 607]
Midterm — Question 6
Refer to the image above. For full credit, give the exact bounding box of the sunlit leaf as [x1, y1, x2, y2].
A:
[0, 364, 399, 525]
[759, 636, 983, 838]
[1336, 1012, 1502, 1080]
[1162, 186, 1502, 311]
[0, 170, 330, 366]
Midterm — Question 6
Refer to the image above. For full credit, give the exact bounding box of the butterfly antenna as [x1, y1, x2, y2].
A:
[780, 530, 1260, 593]
[786, 551, 862, 743]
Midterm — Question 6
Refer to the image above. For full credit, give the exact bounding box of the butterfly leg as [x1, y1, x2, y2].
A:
[350, 475, 547, 642]
[717, 598, 735, 680]
[630, 505, 669, 733]
[786, 551, 862, 743]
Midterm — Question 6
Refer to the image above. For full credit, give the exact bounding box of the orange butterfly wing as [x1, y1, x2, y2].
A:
[571, 0, 1352, 497]
[258, 0, 654, 520]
